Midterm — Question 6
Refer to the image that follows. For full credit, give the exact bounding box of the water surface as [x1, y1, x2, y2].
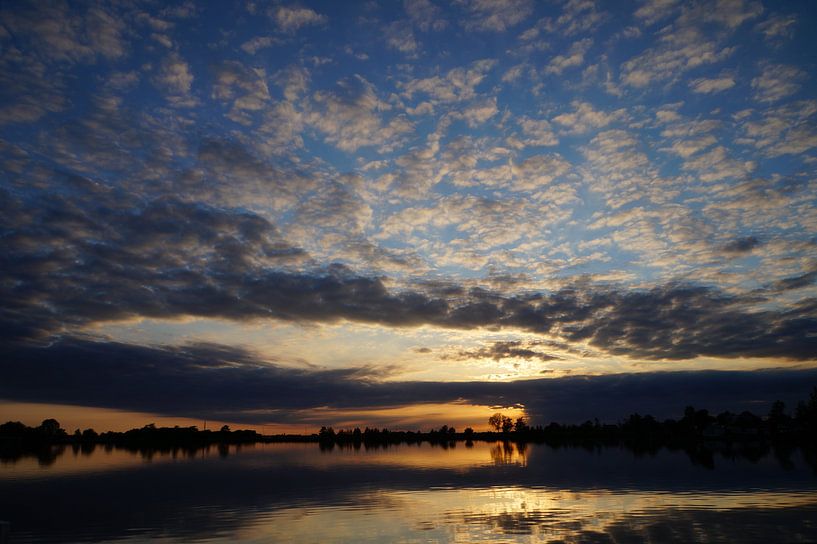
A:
[2, 441, 816, 543]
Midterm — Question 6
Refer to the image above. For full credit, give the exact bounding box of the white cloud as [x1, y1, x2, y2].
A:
[510, 154, 571, 191]
[689, 75, 735, 94]
[457, 0, 534, 32]
[544, 38, 592, 75]
[739, 100, 817, 157]
[241, 36, 279, 55]
[682, 146, 755, 182]
[307, 76, 413, 152]
[755, 14, 796, 44]
[401, 59, 496, 103]
[634, 0, 681, 26]
[516, 117, 559, 147]
[404, 0, 447, 32]
[272, 5, 327, 32]
[274, 65, 310, 101]
[211, 61, 270, 123]
[677, 0, 763, 29]
[666, 135, 717, 158]
[257, 100, 305, 152]
[501, 64, 526, 83]
[620, 26, 735, 88]
[150, 33, 173, 48]
[549, 0, 606, 36]
[660, 119, 719, 138]
[552, 101, 625, 135]
[456, 97, 498, 127]
[155, 53, 193, 94]
[384, 22, 418, 55]
[153, 52, 197, 106]
[751, 63, 803, 103]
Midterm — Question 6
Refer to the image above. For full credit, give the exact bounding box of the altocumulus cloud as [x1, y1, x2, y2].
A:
[2, 179, 816, 363]
[2, 0, 817, 426]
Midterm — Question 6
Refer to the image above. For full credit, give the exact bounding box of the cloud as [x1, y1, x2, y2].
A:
[620, 0, 763, 89]
[515, 117, 559, 147]
[241, 36, 279, 55]
[1, 0, 816, 427]
[0, 47, 67, 125]
[457, 0, 534, 32]
[552, 101, 625, 134]
[1, 334, 815, 424]
[195, 137, 315, 206]
[751, 63, 804, 103]
[682, 146, 755, 182]
[210, 61, 271, 121]
[666, 135, 717, 158]
[547, 0, 607, 37]
[307, 75, 413, 152]
[0, 2, 128, 63]
[772, 266, 817, 292]
[274, 64, 311, 101]
[620, 17, 739, 88]
[674, 0, 763, 29]
[401, 59, 496, 103]
[404, 0, 447, 31]
[294, 179, 372, 234]
[449, 340, 561, 362]
[509, 154, 571, 191]
[722, 235, 762, 254]
[384, 21, 418, 55]
[689, 75, 735, 94]
[455, 97, 498, 127]
[153, 52, 197, 106]
[0, 2, 132, 124]
[634, 0, 681, 26]
[755, 14, 797, 45]
[2, 176, 815, 362]
[501, 63, 527, 83]
[544, 38, 592, 75]
[272, 5, 327, 33]
[738, 100, 817, 157]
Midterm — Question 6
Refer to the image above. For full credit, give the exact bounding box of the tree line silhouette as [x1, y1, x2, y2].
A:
[314, 387, 817, 453]
[3, 387, 816, 459]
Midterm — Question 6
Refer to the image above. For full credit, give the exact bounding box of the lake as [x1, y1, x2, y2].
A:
[2, 440, 816, 543]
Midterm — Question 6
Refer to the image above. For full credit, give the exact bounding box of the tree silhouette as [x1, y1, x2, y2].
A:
[489, 413, 513, 433]
[38, 418, 65, 438]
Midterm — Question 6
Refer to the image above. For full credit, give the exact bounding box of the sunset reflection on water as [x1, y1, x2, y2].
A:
[2, 441, 816, 543]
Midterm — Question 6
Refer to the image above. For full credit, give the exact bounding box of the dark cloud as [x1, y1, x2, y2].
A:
[722, 235, 762, 253]
[447, 340, 561, 362]
[772, 265, 817, 291]
[194, 137, 317, 204]
[1, 336, 816, 425]
[1, 177, 816, 361]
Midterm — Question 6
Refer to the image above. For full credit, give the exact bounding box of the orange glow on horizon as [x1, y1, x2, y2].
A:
[0, 400, 527, 435]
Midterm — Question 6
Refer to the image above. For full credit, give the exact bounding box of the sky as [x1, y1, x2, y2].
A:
[1, 0, 817, 432]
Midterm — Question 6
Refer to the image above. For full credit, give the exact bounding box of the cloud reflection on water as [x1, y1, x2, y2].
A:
[2, 442, 816, 543]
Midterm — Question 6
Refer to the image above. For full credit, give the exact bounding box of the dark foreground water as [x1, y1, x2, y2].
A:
[1, 441, 816, 543]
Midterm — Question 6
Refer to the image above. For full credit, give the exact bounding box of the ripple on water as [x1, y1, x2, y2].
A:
[2, 442, 816, 543]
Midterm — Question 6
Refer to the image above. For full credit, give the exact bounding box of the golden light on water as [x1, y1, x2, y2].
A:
[235, 486, 817, 543]
[4, 441, 817, 542]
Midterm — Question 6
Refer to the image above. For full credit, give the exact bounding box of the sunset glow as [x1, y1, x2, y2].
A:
[1, 0, 816, 432]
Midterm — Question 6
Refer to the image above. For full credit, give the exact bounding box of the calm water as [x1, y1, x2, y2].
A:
[2, 441, 816, 543]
